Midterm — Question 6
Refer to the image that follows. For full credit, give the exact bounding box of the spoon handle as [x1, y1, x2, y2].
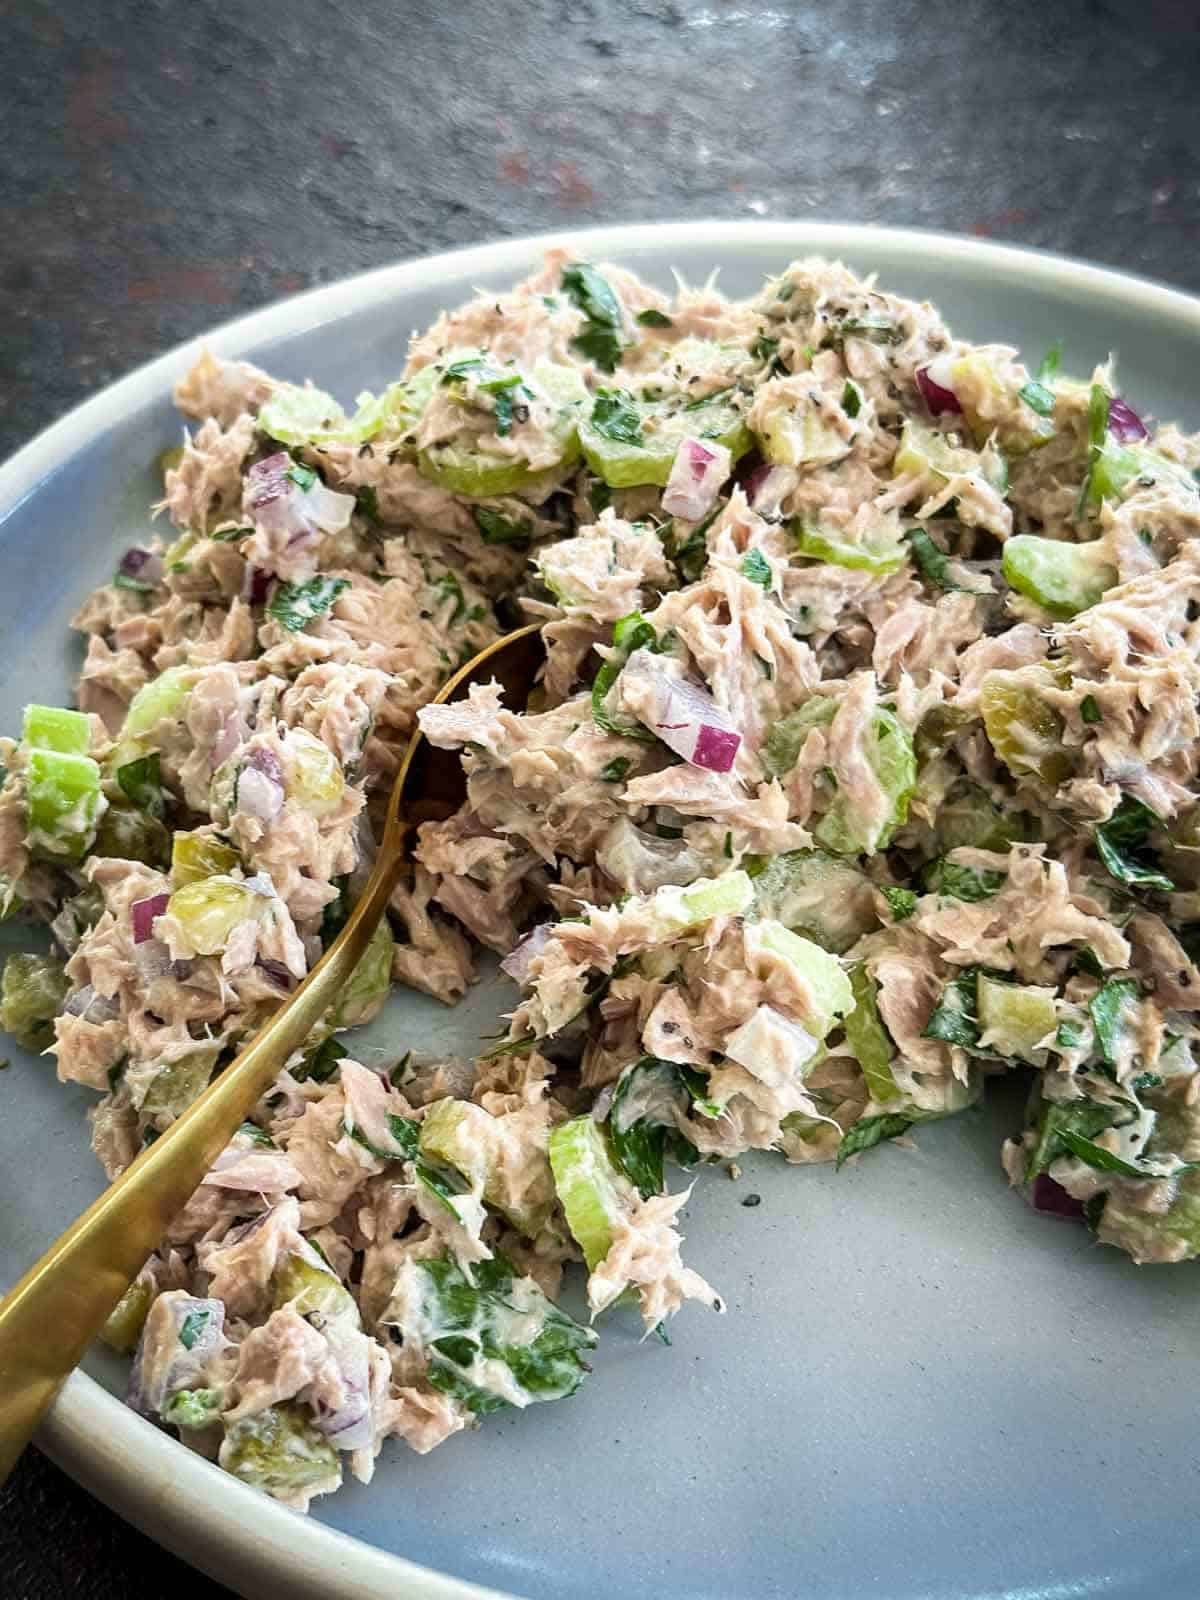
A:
[0, 840, 405, 1485]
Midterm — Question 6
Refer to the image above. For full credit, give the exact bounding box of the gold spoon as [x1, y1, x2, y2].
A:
[0, 621, 545, 1482]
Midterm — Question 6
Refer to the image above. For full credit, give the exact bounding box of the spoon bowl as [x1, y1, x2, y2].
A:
[0, 621, 545, 1481]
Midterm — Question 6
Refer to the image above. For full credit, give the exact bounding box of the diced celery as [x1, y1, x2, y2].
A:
[219, 1403, 339, 1499]
[748, 849, 877, 954]
[1002, 534, 1116, 619]
[285, 731, 346, 818]
[329, 915, 394, 1029]
[976, 976, 1057, 1063]
[419, 358, 587, 498]
[793, 524, 907, 576]
[754, 390, 849, 468]
[579, 378, 752, 488]
[1087, 442, 1193, 509]
[123, 667, 193, 741]
[844, 965, 900, 1103]
[947, 352, 1055, 452]
[0, 952, 70, 1050]
[166, 876, 258, 955]
[25, 749, 103, 859]
[22, 704, 91, 756]
[676, 870, 754, 926]
[979, 670, 1070, 786]
[100, 1277, 156, 1354]
[755, 920, 854, 1037]
[547, 1116, 633, 1269]
[257, 383, 346, 447]
[814, 708, 916, 857]
[762, 697, 837, 778]
[893, 419, 1007, 495]
[419, 1097, 555, 1236]
[271, 1249, 359, 1324]
[171, 831, 240, 886]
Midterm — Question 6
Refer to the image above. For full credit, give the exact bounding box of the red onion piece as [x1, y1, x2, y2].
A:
[255, 957, 295, 991]
[243, 452, 354, 546]
[501, 923, 552, 986]
[211, 709, 247, 769]
[237, 764, 284, 822]
[916, 363, 962, 417]
[740, 456, 771, 502]
[241, 564, 273, 606]
[621, 652, 742, 773]
[1108, 397, 1149, 444]
[310, 1318, 373, 1451]
[131, 893, 170, 944]
[1029, 1174, 1084, 1220]
[661, 436, 732, 522]
[119, 547, 165, 585]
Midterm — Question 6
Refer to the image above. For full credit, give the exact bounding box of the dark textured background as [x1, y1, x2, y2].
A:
[2, 0, 1200, 1594]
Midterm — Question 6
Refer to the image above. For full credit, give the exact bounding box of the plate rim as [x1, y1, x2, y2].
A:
[6, 219, 1200, 1600]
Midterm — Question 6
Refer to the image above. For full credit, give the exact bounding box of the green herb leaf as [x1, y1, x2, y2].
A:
[113, 572, 155, 594]
[116, 752, 165, 819]
[387, 1114, 421, 1161]
[1089, 978, 1141, 1067]
[294, 1036, 344, 1084]
[1074, 945, 1106, 979]
[607, 1057, 699, 1198]
[836, 1112, 916, 1168]
[1094, 796, 1172, 892]
[636, 308, 673, 328]
[600, 757, 632, 783]
[1055, 1019, 1085, 1050]
[881, 885, 917, 922]
[210, 525, 253, 543]
[1088, 384, 1111, 452]
[267, 576, 350, 633]
[178, 1309, 210, 1351]
[841, 379, 863, 419]
[1024, 1097, 1120, 1181]
[921, 858, 1006, 903]
[590, 390, 644, 446]
[1058, 1129, 1158, 1179]
[474, 506, 532, 546]
[237, 1121, 275, 1148]
[1036, 344, 1062, 383]
[907, 527, 961, 590]
[1080, 694, 1102, 724]
[286, 463, 318, 492]
[562, 263, 626, 372]
[739, 549, 773, 590]
[592, 611, 658, 739]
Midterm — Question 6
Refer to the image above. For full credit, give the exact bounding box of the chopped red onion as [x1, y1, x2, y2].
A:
[501, 923, 553, 986]
[1029, 1174, 1084, 1220]
[119, 547, 165, 586]
[131, 893, 170, 944]
[243, 452, 355, 547]
[661, 436, 732, 522]
[246, 744, 284, 786]
[63, 984, 120, 1024]
[916, 359, 962, 417]
[746, 463, 798, 520]
[236, 764, 284, 822]
[621, 652, 742, 773]
[241, 564, 273, 606]
[134, 938, 173, 981]
[310, 1317, 373, 1451]
[128, 1294, 226, 1418]
[255, 957, 295, 991]
[1108, 396, 1149, 444]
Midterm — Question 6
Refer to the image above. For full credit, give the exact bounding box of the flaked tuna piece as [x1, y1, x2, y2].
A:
[587, 1186, 723, 1331]
[173, 348, 275, 425]
[389, 864, 474, 1005]
[198, 1197, 308, 1318]
[159, 413, 257, 534]
[78, 635, 150, 734]
[533, 512, 671, 622]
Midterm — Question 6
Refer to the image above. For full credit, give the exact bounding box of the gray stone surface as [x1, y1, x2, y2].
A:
[1, 0, 1199, 1594]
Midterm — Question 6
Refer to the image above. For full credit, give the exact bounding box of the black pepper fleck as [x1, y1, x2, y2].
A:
[742, 1193, 762, 1208]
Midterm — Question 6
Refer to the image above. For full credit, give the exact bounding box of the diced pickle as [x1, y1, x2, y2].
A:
[976, 976, 1057, 1063]
[140, 1048, 220, 1123]
[843, 966, 900, 1103]
[271, 1250, 359, 1324]
[284, 731, 345, 818]
[219, 1403, 339, 1500]
[163, 1388, 224, 1430]
[979, 670, 1070, 786]
[1002, 534, 1116, 619]
[166, 876, 258, 955]
[100, 1276, 156, 1355]
[748, 849, 878, 954]
[329, 915, 395, 1029]
[93, 805, 172, 867]
[0, 952, 70, 1049]
[171, 831, 240, 886]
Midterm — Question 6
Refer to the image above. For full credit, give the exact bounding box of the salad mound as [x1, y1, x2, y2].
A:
[4, 248, 1200, 1509]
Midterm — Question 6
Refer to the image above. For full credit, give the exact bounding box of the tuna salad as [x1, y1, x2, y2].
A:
[4, 250, 1200, 1511]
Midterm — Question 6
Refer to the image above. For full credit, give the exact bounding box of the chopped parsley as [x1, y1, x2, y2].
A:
[267, 576, 349, 632]
[739, 549, 773, 589]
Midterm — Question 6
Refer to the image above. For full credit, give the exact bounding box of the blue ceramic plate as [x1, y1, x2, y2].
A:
[3, 224, 1200, 1600]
